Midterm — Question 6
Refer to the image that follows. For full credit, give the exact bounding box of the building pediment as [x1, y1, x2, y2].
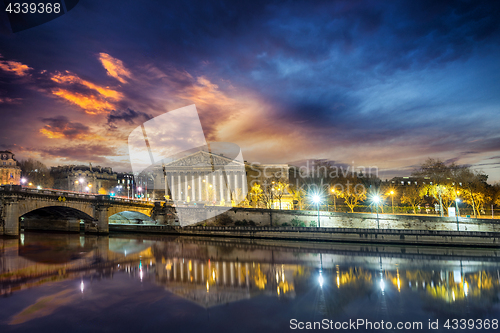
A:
[164, 151, 243, 168]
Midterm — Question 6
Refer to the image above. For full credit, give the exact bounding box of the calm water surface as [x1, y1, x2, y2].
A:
[1, 232, 500, 332]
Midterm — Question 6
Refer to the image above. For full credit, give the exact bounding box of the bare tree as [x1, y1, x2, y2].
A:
[412, 158, 453, 216]
[19, 159, 54, 188]
[454, 166, 489, 218]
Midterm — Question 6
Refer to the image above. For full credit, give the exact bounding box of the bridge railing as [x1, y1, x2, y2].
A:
[0, 185, 152, 204]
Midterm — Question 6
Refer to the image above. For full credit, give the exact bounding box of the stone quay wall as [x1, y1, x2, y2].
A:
[174, 206, 500, 233]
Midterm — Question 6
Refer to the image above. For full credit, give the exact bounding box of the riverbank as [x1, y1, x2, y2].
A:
[108, 224, 500, 247]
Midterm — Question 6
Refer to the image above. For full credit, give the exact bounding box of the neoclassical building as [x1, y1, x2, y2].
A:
[0, 151, 21, 185]
[151, 150, 292, 208]
[156, 150, 248, 205]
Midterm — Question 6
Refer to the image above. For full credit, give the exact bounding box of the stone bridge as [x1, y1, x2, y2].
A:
[0, 185, 155, 236]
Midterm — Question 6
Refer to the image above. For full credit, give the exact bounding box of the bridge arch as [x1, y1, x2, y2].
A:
[109, 211, 155, 224]
[21, 206, 94, 232]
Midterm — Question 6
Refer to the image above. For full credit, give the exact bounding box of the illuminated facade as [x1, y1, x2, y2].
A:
[153, 150, 293, 208]
[0, 150, 21, 185]
[51, 164, 118, 194]
[155, 150, 247, 205]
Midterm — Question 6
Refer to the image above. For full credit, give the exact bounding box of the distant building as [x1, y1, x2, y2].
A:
[0, 151, 21, 185]
[116, 173, 135, 198]
[51, 164, 118, 194]
[389, 176, 430, 187]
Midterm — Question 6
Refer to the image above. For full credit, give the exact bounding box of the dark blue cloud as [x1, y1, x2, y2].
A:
[1, 0, 500, 179]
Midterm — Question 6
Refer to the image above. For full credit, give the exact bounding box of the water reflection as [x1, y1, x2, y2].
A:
[1, 232, 500, 330]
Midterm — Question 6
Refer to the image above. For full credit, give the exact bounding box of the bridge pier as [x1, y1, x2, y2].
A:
[1, 195, 20, 237]
[93, 201, 110, 234]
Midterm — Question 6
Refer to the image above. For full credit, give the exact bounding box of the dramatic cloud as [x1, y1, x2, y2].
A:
[107, 108, 152, 127]
[98, 53, 132, 84]
[0, 55, 31, 76]
[40, 144, 119, 164]
[48, 70, 122, 114]
[39, 116, 97, 140]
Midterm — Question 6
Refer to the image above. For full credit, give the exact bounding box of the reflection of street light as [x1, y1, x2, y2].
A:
[380, 278, 385, 292]
[318, 272, 324, 288]
[312, 194, 321, 227]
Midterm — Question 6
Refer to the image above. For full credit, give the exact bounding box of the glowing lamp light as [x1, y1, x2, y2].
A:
[312, 195, 321, 204]
[455, 198, 460, 202]
[79, 178, 84, 183]
[373, 196, 380, 204]
[138, 187, 142, 192]
[20, 178, 27, 184]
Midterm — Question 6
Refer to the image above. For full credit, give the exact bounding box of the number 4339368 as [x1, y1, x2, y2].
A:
[443, 319, 498, 330]
[5, 2, 61, 14]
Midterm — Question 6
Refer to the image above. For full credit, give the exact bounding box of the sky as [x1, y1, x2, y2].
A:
[0, 0, 499, 182]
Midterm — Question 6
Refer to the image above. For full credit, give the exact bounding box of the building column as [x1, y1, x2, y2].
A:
[226, 172, 231, 202]
[234, 172, 238, 201]
[198, 173, 202, 201]
[212, 172, 217, 202]
[184, 173, 189, 201]
[191, 173, 196, 201]
[241, 172, 247, 194]
[177, 174, 182, 201]
[219, 171, 224, 204]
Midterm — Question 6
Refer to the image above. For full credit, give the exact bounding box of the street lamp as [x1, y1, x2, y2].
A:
[455, 198, 460, 231]
[79, 178, 85, 192]
[138, 187, 142, 200]
[20, 177, 27, 185]
[389, 190, 394, 214]
[373, 196, 381, 228]
[331, 188, 337, 212]
[312, 194, 321, 227]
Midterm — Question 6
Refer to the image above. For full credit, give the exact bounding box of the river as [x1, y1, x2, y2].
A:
[1, 232, 499, 332]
